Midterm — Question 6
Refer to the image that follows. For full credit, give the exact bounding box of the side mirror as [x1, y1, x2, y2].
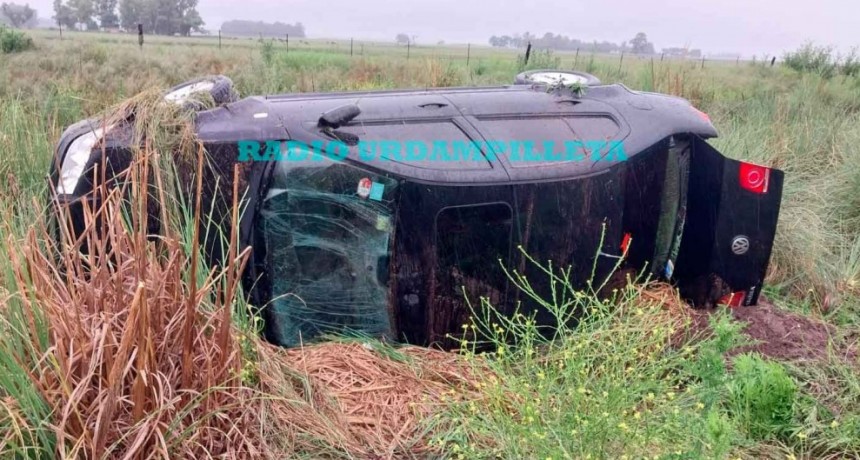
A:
[319, 104, 361, 129]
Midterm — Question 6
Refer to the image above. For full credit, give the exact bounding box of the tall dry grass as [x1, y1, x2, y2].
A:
[3, 147, 269, 457]
[257, 341, 481, 458]
[0, 97, 483, 457]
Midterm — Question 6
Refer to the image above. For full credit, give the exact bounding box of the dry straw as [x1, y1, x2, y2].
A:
[1, 92, 484, 459]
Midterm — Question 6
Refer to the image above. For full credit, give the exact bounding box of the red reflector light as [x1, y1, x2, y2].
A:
[739, 162, 770, 194]
[620, 232, 632, 254]
[719, 291, 746, 308]
[693, 107, 711, 123]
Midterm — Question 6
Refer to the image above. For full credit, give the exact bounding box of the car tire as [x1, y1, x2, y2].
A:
[514, 69, 601, 86]
[164, 75, 239, 107]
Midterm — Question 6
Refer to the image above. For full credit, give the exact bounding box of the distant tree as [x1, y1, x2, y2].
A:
[175, 0, 205, 36]
[521, 31, 534, 44]
[118, 0, 204, 35]
[395, 33, 409, 45]
[177, 6, 202, 35]
[489, 35, 516, 48]
[1, 2, 35, 27]
[52, 0, 76, 29]
[661, 47, 703, 58]
[95, 0, 118, 28]
[66, 0, 95, 30]
[629, 32, 655, 54]
[117, 0, 144, 30]
[221, 19, 305, 38]
[488, 30, 665, 54]
[510, 34, 524, 48]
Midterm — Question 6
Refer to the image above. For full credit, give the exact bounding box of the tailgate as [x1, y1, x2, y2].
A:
[673, 137, 785, 307]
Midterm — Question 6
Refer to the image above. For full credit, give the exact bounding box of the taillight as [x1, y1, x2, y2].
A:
[719, 291, 745, 308]
[739, 162, 770, 194]
[692, 107, 711, 123]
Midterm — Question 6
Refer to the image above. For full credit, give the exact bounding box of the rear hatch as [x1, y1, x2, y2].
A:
[673, 138, 784, 307]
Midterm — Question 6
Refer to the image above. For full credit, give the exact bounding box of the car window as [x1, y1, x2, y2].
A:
[259, 155, 398, 347]
[478, 116, 620, 167]
[338, 120, 494, 170]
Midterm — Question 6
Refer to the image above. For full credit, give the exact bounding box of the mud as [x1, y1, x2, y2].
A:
[687, 298, 842, 362]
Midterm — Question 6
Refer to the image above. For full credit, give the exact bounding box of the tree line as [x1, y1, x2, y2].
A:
[51, 0, 204, 36]
[220, 20, 305, 38]
[489, 31, 658, 55]
[1, 2, 37, 27]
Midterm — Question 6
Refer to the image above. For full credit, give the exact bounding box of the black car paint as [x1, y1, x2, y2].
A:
[50, 82, 783, 347]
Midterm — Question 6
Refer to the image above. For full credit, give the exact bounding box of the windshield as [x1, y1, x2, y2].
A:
[259, 154, 398, 347]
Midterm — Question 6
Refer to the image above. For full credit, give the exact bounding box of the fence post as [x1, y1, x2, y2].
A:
[466, 43, 471, 67]
[138, 24, 143, 49]
[286, 34, 289, 53]
[660, 52, 664, 62]
[736, 56, 740, 65]
[59, 24, 63, 40]
[700, 56, 705, 69]
[524, 42, 532, 65]
[218, 29, 221, 50]
[618, 52, 624, 73]
[574, 48, 579, 68]
[407, 41, 410, 60]
[770, 56, 776, 67]
[350, 38, 354, 56]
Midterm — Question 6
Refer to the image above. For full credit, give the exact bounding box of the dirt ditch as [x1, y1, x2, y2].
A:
[688, 298, 853, 362]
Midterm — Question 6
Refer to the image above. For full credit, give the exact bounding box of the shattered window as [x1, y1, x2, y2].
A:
[259, 154, 398, 347]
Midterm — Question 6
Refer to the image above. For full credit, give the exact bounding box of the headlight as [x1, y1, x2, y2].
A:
[164, 81, 215, 105]
[57, 126, 111, 195]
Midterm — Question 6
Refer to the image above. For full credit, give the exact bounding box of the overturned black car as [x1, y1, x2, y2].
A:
[50, 71, 784, 348]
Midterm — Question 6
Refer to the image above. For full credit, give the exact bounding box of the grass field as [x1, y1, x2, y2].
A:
[1, 29, 859, 459]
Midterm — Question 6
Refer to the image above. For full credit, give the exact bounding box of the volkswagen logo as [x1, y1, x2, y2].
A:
[731, 236, 750, 255]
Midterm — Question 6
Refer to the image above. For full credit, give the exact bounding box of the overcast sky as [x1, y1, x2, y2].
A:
[26, 0, 859, 57]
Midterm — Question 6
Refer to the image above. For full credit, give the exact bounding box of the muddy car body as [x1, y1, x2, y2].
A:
[50, 74, 784, 347]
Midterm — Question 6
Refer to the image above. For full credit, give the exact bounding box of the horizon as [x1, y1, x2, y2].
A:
[19, 0, 860, 58]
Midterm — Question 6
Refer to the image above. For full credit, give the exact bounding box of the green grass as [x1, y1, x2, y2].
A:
[0, 30, 858, 458]
[0, 26, 34, 54]
[429, 255, 853, 459]
[726, 354, 798, 441]
[432, 277, 744, 459]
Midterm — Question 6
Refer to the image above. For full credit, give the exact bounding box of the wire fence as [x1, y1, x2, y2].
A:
[34, 27, 776, 69]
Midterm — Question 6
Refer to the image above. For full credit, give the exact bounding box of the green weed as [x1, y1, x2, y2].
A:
[726, 354, 798, 441]
[0, 26, 33, 54]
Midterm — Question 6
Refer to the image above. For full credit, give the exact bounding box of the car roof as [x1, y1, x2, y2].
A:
[195, 83, 718, 185]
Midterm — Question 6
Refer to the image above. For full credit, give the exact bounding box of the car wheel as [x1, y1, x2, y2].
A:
[164, 75, 239, 107]
[514, 69, 601, 86]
